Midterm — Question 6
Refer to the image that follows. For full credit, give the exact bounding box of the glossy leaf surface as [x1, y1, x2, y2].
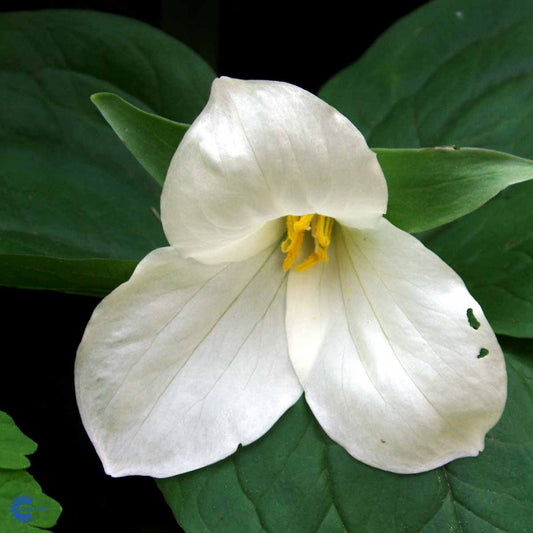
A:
[0, 10, 214, 294]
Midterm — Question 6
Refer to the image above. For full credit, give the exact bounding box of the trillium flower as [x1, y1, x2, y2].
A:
[75, 77, 507, 477]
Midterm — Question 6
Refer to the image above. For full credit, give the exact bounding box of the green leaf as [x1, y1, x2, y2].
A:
[158, 338, 532, 532]
[0, 413, 36, 470]
[0, 412, 61, 531]
[419, 180, 533, 338]
[0, 255, 136, 297]
[377, 147, 533, 232]
[0, 10, 215, 295]
[91, 93, 189, 187]
[320, 0, 533, 160]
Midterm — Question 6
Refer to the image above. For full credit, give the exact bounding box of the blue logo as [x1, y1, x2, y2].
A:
[9, 494, 49, 524]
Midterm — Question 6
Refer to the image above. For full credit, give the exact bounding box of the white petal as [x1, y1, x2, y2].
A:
[286, 219, 507, 474]
[75, 245, 301, 477]
[161, 77, 387, 264]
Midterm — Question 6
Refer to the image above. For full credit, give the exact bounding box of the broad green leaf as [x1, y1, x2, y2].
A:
[320, 0, 533, 160]
[0, 255, 136, 297]
[0, 10, 215, 295]
[0, 412, 36, 470]
[158, 338, 532, 532]
[378, 147, 533, 232]
[419, 180, 533, 338]
[91, 93, 189, 187]
[0, 412, 61, 531]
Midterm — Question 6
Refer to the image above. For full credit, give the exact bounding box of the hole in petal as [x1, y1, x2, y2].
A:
[467, 308, 481, 329]
[477, 348, 489, 359]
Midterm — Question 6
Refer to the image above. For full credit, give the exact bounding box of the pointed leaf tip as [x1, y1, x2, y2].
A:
[91, 93, 190, 186]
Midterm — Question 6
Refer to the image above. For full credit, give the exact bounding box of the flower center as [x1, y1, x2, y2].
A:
[281, 214, 334, 272]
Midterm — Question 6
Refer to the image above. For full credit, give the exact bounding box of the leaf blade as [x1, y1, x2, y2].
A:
[0, 411, 62, 531]
[320, 0, 533, 159]
[419, 180, 533, 338]
[0, 10, 214, 295]
[377, 147, 533, 232]
[91, 93, 189, 186]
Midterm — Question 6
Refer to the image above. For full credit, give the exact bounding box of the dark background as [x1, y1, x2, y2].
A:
[1, 1, 427, 531]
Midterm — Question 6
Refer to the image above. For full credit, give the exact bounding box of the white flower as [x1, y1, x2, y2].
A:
[75, 77, 507, 478]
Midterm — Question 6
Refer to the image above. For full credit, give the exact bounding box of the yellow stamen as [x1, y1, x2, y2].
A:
[281, 214, 334, 271]
[293, 214, 314, 232]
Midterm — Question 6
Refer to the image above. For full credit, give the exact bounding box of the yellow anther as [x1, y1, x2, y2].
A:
[280, 215, 297, 253]
[293, 214, 314, 232]
[282, 230, 305, 270]
[313, 215, 334, 248]
[281, 214, 334, 272]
